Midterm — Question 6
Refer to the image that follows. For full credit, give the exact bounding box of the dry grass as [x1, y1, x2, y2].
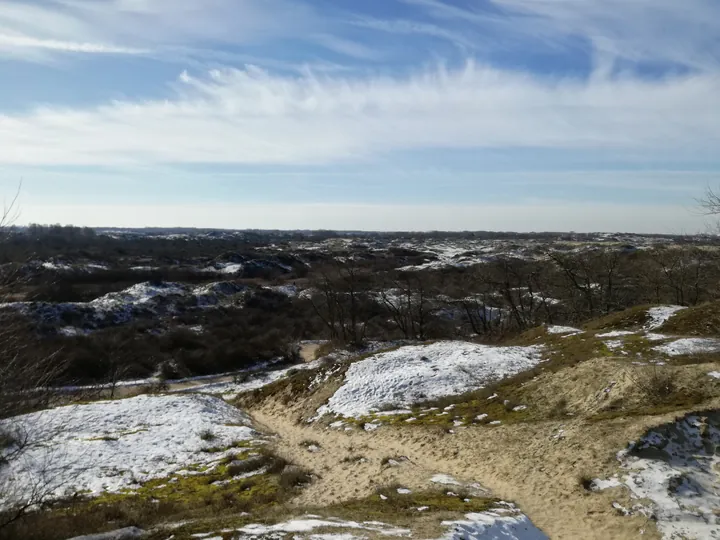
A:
[658, 301, 720, 336]
[630, 366, 678, 405]
[582, 305, 653, 332]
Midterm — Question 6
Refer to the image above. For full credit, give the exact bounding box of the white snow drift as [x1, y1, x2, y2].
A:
[652, 338, 720, 356]
[317, 341, 544, 418]
[597, 412, 720, 539]
[645, 305, 687, 330]
[0, 394, 259, 511]
[189, 507, 546, 540]
[1, 281, 248, 331]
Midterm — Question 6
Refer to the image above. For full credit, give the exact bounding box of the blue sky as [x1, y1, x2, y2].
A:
[0, 0, 719, 232]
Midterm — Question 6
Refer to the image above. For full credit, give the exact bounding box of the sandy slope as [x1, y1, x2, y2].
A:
[247, 386, 720, 539]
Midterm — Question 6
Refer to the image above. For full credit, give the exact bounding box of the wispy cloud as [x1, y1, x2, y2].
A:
[406, 0, 720, 72]
[0, 33, 147, 55]
[0, 63, 717, 166]
[349, 16, 477, 52]
[0, 0, 372, 62]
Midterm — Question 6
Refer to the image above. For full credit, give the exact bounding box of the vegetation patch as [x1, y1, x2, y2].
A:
[658, 301, 720, 336]
[583, 305, 652, 332]
[315, 486, 498, 529]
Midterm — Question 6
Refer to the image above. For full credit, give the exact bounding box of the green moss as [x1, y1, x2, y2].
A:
[322, 487, 498, 523]
[85, 435, 119, 442]
[202, 439, 258, 454]
[7, 449, 309, 540]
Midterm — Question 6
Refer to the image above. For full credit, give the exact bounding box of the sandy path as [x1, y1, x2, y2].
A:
[299, 343, 323, 363]
[251, 403, 662, 540]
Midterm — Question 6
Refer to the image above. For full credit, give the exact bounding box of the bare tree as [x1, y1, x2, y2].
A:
[0, 188, 70, 532]
[698, 186, 720, 216]
[309, 258, 371, 345]
[377, 272, 434, 340]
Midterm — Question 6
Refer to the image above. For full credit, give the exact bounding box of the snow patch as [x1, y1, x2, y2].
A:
[236, 517, 409, 537]
[441, 510, 548, 540]
[0, 394, 258, 511]
[596, 412, 720, 539]
[316, 341, 544, 417]
[596, 330, 636, 338]
[431, 474, 462, 486]
[176, 359, 325, 400]
[652, 338, 720, 356]
[645, 306, 687, 330]
[546, 326, 582, 335]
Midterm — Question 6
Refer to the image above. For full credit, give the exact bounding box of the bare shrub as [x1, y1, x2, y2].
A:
[278, 466, 312, 491]
[631, 366, 678, 405]
[198, 429, 216, 442]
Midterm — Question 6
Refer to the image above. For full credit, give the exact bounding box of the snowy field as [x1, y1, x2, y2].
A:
[0, 394, 259, 511]
[317, 341, 544, 417]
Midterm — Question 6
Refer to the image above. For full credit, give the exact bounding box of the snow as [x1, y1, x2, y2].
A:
[91, 282, 187, 310]
[58, 326, 90, 337]
[652, 338, 720, 356]
[591, 477, 622, 490]
[645, 333, 670, 342]
[604, 340, 625, 351]
[546, 326, 582, 335]
[431, 474, 462, 486]
[596, 330, 636, 338]
[266, 284, 299, 297]
[41, 261, 73, 271]
[235, 517, 409, 537]
[218, 263, 244, 274]
[0, 394, 259, 511]
[1, 281, 248, 331]
[596, 413, 720, 539]
[708, 371, 720, 379]
[189, 509, 545, 540]
[441, 510, 548, 540]
[316, 341, 544, 417]
[180, 360, 325, 399]
[645, 306, 687, 330]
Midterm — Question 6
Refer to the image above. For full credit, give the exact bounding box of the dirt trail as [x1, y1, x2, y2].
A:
[299, 343, 323, 363]
[251, 401, 666, 540]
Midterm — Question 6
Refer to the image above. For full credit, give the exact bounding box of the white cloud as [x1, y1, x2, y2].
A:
[0, 0, 367, 61]
[349, 16, 477, 51]
[497, 0, 720, 71]
[406, 0, 720, 72]
[16, 201, 709, 234]
[0, 63, 718, 166]
[0, 33, 146, 54]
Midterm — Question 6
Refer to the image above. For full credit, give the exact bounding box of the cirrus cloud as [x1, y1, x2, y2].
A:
[0, 63, 718, 166]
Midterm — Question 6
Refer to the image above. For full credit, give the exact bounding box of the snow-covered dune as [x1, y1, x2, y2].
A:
[0, 281, 248, 332]
[317, 341, 544, 418]
[0, 394, 259, 511]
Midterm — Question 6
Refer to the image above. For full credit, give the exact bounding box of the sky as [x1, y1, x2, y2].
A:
[0, 0, 719, 233]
